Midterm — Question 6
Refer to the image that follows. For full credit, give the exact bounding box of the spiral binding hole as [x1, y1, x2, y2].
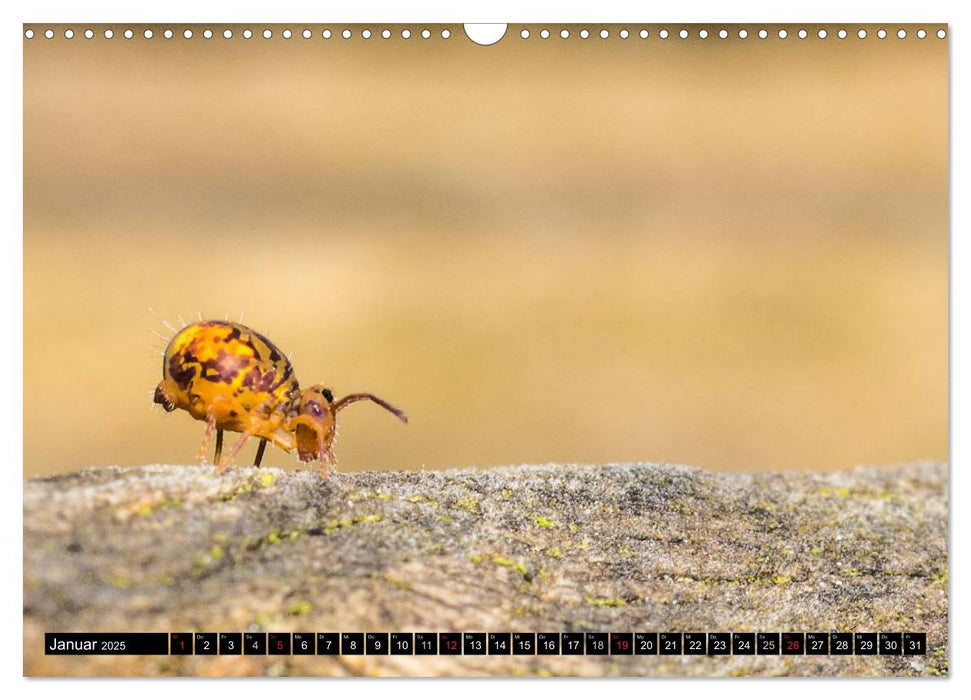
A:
[23, 25, 949, 45]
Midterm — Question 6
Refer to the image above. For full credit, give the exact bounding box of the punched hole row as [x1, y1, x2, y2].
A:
[24, 26, 947, 41]
[519, 27, 944, 40]
[24, 27, 452, 40]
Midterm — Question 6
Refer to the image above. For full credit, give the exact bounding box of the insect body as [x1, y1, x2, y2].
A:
[153, 320, 407, 478]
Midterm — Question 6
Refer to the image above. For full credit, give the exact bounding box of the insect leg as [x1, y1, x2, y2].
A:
[319, 453, 337, 479]
[214, 429, 224, 465]
[254, 438, 267, 467]
[318, 432, 336, 479]
[196, 408, 218, 464]
[216, 430, 254, 473]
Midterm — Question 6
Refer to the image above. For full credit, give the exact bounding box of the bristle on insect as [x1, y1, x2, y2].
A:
[148, 306, 179, 335]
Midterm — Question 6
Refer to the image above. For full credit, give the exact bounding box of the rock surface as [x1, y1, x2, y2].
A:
[24, 461, 948, 676]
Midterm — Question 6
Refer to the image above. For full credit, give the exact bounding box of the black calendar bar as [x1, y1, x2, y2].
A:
[44, 631, 928, 655]
[45, 633, 169, 655]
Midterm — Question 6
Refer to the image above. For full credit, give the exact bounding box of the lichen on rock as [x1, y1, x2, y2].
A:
[24, 461, 948, 677]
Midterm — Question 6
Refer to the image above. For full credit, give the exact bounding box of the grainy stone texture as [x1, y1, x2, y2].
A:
[24, 461, 948, 677]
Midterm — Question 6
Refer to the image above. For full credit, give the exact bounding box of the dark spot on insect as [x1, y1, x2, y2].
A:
[307, 400, 324, 417]
[254, 329, 285, 363]
[229, 410, 238, 417]
[268, 372, 292, 393]
[322, 388, 334, 402]
[225, 327, 242, 343]
[241, 366, 276, 392]
[66, 541, 82, 553]
[201, 349, 251, 384]
[167, 355, 197, 390]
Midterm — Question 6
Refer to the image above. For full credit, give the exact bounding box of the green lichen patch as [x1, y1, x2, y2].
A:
[491, 555, 529, 579]
[585, 596, 627, 608]
[286, 600, 312, 616]
[321, 513, 384, 535]
[455, 496, 481, 515]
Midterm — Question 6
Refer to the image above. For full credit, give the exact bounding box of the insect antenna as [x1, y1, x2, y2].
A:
[333, 393, 408, 423]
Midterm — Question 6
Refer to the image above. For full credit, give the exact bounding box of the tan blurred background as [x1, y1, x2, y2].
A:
[24, 24, 947, 477]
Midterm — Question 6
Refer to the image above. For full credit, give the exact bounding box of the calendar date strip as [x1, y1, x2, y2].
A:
[46, 631, 927, 656]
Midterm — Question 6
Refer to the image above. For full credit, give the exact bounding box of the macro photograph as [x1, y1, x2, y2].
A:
[22, 22, 947, 677]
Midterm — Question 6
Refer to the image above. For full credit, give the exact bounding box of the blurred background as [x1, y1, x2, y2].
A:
[24, 25, 947, 477]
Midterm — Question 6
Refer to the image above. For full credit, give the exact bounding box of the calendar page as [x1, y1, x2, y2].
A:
[23, 22, 948, 677]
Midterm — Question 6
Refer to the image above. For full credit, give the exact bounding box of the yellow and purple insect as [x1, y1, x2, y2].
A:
[153, 320, 407, 478]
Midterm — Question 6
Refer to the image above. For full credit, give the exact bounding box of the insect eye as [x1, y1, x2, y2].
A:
[322, 388, 334, 402]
